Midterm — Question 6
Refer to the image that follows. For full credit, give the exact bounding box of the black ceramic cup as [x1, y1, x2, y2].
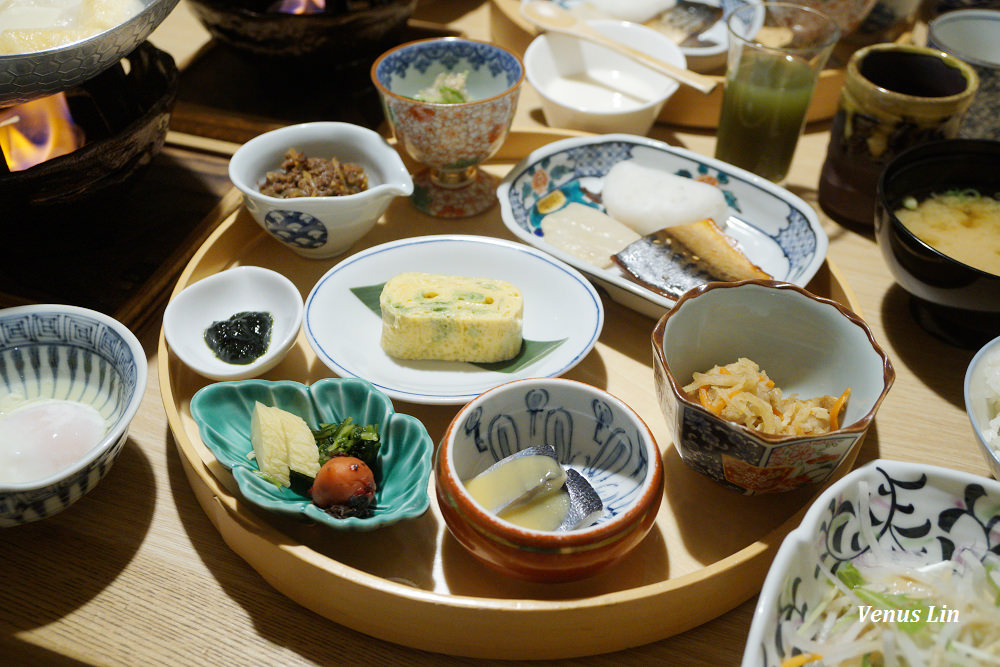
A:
[875, 139, 1000, 347]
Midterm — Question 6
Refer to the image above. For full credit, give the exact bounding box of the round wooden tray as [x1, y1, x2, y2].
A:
[159, 128, 864, 660]
[488, 0, 846, 129]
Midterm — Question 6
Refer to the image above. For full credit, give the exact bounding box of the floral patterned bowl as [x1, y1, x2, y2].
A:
[190, 378, 433, 531]
[743, 459, 1000, 665]
[435, 377, 664, 582]
[652, 280, 894, 494]
[371, 37, 523, 217]
[0, 305, 147, 526]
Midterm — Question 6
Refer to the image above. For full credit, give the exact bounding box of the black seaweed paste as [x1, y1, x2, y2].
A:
[204, 311, 273, 364]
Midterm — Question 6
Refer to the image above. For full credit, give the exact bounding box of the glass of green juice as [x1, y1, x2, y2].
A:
[715, 2, 840, 183]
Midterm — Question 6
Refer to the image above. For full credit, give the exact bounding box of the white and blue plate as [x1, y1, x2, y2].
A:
[497, 134, 828, 318]
[304, 235, 604, 406]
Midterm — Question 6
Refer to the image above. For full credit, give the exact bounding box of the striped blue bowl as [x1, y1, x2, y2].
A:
[0, 305, 147, 526]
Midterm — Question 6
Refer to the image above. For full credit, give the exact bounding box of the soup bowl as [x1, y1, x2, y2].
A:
[875, 138, 1000, 347]
[435, 377, 664, 582]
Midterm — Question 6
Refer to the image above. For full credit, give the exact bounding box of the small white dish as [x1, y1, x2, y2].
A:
[497, 133, 828, 319]
[524, 19, 685, 135]
[303, 234, 605, 405]
[228, 122, 413, 259]
[523, 0, 763, 74]
[164, 266, 304, 381]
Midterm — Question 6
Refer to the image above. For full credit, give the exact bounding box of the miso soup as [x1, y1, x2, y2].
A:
[895, 189, 1000, 276]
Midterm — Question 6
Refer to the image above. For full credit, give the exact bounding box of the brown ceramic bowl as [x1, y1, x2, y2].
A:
[435, 377, 664, 583]
[651, 280, 894, 495]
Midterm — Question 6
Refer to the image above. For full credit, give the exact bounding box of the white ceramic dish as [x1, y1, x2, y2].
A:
[744, 459, 1000, 665]
[964, 333, 1000, 480]
[524, 19, 685, 135]
[497, 133, 828, 319]
[303, 234, 604, 405]
[528, 0, 762, 73]
[163, 266, 304, 381]
[228, 121, 413, 259]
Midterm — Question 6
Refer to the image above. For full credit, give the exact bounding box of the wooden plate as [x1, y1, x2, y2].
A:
[488, 0, 846, 129]
[159, 128, 865, 660]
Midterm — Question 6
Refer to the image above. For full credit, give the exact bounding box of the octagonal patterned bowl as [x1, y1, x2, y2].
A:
[652, 280, 894, 494]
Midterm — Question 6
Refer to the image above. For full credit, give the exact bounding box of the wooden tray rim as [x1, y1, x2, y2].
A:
[158, 127, 864, 659]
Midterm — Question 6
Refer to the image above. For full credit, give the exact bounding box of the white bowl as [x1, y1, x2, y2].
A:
[163, 266, 303, 381]
[0, 304, 147, 526]
[964, 334, 1000, 479]
[744, 459, 1000, 665]
[228, 122, 413, 259]
[524, 19, 685, 135]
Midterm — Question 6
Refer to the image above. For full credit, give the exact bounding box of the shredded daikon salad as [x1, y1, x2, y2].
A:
[683, 358, 850, 436]
[781, 482, 1000, 667]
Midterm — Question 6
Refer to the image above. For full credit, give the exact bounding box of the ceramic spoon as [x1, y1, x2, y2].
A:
[521, 0, 718, 94]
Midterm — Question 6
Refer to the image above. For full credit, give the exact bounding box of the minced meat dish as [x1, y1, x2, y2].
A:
[259, 149, 368, 198]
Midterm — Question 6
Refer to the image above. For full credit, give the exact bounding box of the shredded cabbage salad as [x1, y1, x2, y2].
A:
[782, 484, 1000, 666]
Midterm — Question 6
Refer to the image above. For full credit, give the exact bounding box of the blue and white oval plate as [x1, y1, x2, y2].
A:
[497, 134, 828, 319]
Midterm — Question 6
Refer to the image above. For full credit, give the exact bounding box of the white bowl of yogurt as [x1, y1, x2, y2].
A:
[524, 19, 686, 135]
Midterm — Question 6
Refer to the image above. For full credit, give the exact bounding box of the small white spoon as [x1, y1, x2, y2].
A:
[521, 0, 718, 94]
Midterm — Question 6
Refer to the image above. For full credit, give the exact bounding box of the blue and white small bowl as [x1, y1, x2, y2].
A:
[0, 304, 147, 526]
[497, 133, 827, 319]
[744, 460, 1000, 666]
[436, 377, 664, 582]
[229, 122, 413, 260]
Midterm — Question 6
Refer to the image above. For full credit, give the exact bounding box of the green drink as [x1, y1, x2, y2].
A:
[716, 51, 818, 182]
[714, 2, 839, 183]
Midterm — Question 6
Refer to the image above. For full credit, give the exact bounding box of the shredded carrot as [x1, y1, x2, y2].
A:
[781, 653, 822, 667]
[698, 387, 718, 414]
[683, 358, 847, 436]
[829, 387, 852, 430]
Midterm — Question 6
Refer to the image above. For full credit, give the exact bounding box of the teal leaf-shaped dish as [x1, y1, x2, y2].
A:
[190, 378, 432, 530]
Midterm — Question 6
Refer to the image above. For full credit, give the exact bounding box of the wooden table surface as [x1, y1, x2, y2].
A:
[1, 2, 989, 665]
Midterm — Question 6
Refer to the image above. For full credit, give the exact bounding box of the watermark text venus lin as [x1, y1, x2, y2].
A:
[858, 605, 961, 624]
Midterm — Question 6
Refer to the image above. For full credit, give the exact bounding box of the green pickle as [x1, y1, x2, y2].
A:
[204, 311, 273, 364]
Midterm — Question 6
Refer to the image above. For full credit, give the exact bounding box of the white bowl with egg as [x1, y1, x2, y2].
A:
[524, 19, 686, 135]
[0, 304, 147, 526]
[163, 265, 304, 382]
